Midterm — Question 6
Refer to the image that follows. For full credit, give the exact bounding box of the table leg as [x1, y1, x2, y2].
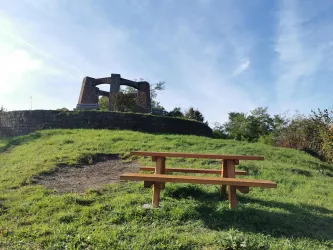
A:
[227, 160, 237, 209]
[220, 159, 228, 198]
[152, 157, 166, 208]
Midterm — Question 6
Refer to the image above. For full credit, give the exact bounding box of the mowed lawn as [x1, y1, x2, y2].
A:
[0, 129, 333, 249]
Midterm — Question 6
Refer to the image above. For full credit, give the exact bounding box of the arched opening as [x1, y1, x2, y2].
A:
[77, 74, 151, 113]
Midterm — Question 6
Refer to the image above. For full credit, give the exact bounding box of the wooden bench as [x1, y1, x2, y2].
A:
[120, 151, 276, 209]
[140, 167, 249, 192]
[140, 167, 248, 175]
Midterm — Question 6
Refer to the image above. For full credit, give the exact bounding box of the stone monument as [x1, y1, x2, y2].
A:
[77, 74, 151, 113]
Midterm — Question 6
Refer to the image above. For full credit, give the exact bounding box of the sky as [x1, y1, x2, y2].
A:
[0, 0, 333, 125]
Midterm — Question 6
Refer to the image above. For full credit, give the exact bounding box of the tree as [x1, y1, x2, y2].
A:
[245, 107, 274, 142]
[56, 107, 69, 112]
[99, 96, 109, 111]
[223, 107, 279, 142]
[168, 107, 184, 117]
[98, 80, 166, 113]
[224, 112, 247, 140]
[150, 81, 165, 100]
[184, 107, 205, 122]
[0, 105, 7, 112]
[212, 122, 228, 139]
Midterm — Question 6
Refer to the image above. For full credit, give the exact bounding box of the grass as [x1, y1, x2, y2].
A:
[0, 129, 332, 249]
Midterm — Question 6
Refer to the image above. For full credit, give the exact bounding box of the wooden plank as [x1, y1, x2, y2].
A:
[131, 151, 264, 161]
[220, 159, 228, 198]
[227, 160, 237, 209]
[120, 173, 277, 188]
[140, 167, 248, 175]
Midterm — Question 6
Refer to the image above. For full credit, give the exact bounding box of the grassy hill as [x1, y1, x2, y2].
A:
[0, 129, 332, 249]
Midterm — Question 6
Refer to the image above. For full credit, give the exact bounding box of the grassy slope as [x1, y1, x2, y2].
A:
[0, 129, 332, 249]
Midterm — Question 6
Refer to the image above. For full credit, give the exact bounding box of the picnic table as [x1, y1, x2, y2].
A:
[120, 151, 277, 209]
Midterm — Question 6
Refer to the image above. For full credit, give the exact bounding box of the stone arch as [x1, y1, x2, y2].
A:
[77, 74, 151, 113]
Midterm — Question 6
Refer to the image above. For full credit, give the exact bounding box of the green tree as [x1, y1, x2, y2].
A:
[99, 81, 166, 113]
[168, 107, 184, 117]
[184, 107, 205, 122]
[245, 107, 274, 142]
[99, 96, 109, 111]
[223, 107, 279, 142]
[224, 112, 247, 140]
[56, 107, 69, 112]
[212, 122, 228, 139]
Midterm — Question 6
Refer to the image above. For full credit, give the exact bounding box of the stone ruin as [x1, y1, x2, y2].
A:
[77, 74, 151, 113]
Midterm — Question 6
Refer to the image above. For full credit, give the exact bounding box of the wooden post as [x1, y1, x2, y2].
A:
[227, 160, 237, 209]
[236, 186, 249, 194]
[152, 157, 166, 208]
[157, 157, 166, 190]
[220, 160, 228, 198]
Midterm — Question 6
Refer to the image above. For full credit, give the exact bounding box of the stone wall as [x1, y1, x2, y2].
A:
[0, 110, 213, 137]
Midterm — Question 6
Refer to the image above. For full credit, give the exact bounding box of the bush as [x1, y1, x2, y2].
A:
[321, 125, 333, 162]
[258, 133, 274, 146]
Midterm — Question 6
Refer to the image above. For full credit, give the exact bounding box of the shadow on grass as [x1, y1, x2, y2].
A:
[165, 186, 333, 242]
[0, 198, 8, 215]
[0, 132, 42, 153]
[0, 130, 64, 153]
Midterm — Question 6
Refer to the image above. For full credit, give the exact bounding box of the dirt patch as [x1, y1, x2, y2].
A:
[33, 158, 140, 194]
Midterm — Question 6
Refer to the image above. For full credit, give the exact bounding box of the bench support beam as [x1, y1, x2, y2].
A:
[140, 167, 248, 175]
[220, 160, 228, 198]
[152, 157, 166, 208]
[227, 160, 238, 209]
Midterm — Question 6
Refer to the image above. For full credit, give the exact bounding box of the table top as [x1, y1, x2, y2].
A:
[131, 151, 264, 160]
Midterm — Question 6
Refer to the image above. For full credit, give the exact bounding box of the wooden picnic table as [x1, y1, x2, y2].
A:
[121, 151, 275, 209]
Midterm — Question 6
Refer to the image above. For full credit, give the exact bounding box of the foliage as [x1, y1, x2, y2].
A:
[56, 108, 69, 112]
[277, 114, 321, 150]
[322, 125, 333, 162]
[212, 122, 228, 139]
[184, 107, 205, 122]
[98, 81, 166, 113]
[0, 129, 332, 249]
[275, 109, 333, 161]
[0, 105, 7, 112]
[168, 107, 184, 118]
[151, 100, 167, 115]
[258, 133, 275, 146]
[219, 106, 333, 162]
[150, 81, 165, 100]
[312, 108, 333, 162]
[98, 96, 109, 111]
[223, 107, 282, 142]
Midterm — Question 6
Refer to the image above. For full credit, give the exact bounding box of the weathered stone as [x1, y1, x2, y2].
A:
[0, 110, 213, 137]
[77, 74, 151, 113]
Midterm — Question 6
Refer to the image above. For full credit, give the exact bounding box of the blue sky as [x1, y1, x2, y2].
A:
[1, 0, 333, 124]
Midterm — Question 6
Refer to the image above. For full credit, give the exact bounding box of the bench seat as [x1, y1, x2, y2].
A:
[120, 173, 277, 188]
[140, 166, 248, 175]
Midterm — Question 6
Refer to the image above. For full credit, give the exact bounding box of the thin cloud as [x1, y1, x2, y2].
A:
[232, 58, 251, 76]
[273, 0, 333, 112]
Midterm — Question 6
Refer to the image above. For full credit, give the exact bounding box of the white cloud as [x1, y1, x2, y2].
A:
[232, 58, 251, 76]
[273, 0, 333, 112]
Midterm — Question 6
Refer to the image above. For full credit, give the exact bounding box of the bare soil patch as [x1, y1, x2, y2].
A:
[33, 156, 140, 193]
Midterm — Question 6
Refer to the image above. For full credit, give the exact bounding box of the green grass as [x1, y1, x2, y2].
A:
[0, 129, 333, 249]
